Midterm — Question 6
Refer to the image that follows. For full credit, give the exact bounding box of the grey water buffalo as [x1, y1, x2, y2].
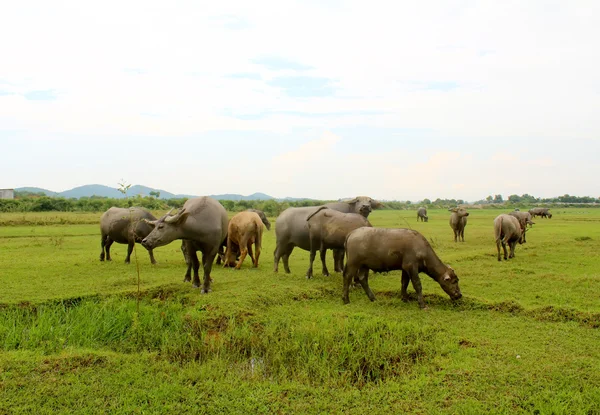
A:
[529, 207, 552, 219]
[449, 207, 469, 242]
[494, 214, 527, 261]
[223, 211, 264, 269]
[325, 196, 383, 272]
[100, 207, 158, 264]
[274, 196, 381, 274]
[141, 197, 228, 293]
[417, 207, 428, 222]
[509, 211, 535, 243]
[343, 227, 462, 309]
[305, 207, 371, 279]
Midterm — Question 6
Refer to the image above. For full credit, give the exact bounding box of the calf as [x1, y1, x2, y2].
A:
[223, 211, 264, 269]
[343, 227, 462, 309]
[494, 214, 526, 261]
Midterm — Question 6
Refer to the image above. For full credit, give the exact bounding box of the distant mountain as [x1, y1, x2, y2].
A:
[208, 192, 275, 201]
[15, 184, 295, 201]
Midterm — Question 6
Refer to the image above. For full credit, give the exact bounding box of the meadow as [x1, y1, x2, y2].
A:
[1, 208, 599, 414]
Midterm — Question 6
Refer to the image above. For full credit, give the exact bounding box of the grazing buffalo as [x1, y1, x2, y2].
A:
[417, 207, 428, 222]
[494, 214, 527, 261]
[223, 211, 264, 269]
[305, 207, 371, 279]
[343, 227, 462, 309]
[529, 207, 552, 219]
[325, 196, 383, 272]
[100, 207, 158, 264]
[508, 211, 535, 243]
[274, 196, 381, 274]
[449, 207, 469, 242]
[141, 197, 228, 293]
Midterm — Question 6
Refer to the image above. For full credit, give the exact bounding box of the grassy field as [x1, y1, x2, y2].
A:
[1, 208, 599, 414]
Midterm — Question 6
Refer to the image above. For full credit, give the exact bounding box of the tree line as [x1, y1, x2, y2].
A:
[1, 192, 598, 216]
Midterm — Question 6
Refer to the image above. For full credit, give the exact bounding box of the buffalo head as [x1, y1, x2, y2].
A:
[438, 266, 462, 301]
[141, 208, 190, 249]
[348, 196, 383, 217]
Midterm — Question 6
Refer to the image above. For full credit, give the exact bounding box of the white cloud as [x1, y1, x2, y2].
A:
[1, 0, 599, 199]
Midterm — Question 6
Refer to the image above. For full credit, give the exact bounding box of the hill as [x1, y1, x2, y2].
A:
[16, 185, 288, 201]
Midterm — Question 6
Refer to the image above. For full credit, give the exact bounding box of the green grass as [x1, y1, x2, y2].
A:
[1, 208, 600, 413]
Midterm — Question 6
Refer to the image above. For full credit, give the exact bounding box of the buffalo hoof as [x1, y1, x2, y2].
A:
[306, 274, 312, 280]
[124, 260, 130, 264]
[342, 297, 350, 305]
[201, 288, 212, 294]
[323, 272, 330, 277]
[401, 296, 410, 303]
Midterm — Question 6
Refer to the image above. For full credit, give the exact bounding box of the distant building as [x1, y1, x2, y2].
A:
[0, 189, 15, 199]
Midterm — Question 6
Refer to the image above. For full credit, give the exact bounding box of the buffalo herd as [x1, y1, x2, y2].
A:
[99, 198, 553, 308]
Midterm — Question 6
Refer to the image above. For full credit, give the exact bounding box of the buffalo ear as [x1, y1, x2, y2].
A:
[143, 219, 157, 227]
[346, 197, 359, 204]
[448, 207, 457, 212]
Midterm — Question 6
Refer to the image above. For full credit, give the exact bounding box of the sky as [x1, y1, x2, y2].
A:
[1, 0, 599, 201]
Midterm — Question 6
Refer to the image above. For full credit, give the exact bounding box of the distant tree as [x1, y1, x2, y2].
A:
[149, 191, 160, 199]
[493, 194, 503, 203]
[508, 194, 521, 202]
[485, 195, 493, 203]
[422, 198, 431, 205]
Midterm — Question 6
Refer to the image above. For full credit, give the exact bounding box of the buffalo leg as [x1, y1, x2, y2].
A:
[496, 240, 502, 261]
[407, 267, 426, 309]
[332, 249, 344, 273]
[236, 239, 249, 270]
[201, 251, 217, 294]
[105, 237, 114, 261]
[509, 241, 516, 259]
[306, 249, 317, 279]
[100, 235, 107, 261]
[320, 247, 330, 277]
[253, 242, 261, 268]
[125, 242, 134, 264]
[342, 263, 358, 304]
[191, 251, 201, 287]
[501, 239, 508, 260]
[357, 267, 376, 302]
[453, 230, 458, 242]
[273, 246, 283, 272]
[247, 243, 255, 266]
[401, 270, 411, 301]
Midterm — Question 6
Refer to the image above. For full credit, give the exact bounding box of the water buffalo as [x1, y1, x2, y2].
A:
[494, 214, 527, 261]
[509, 211, 535, 243]
[305, 207, 371, 279]
[325, 196, 383, 272]
[274, 196, 381, 274]
[343, 227, 462, 309]
[417, 207, 428, 222]
[223, 211, 264, 269]
[141, 197, 228, 293]
[449, 207, 469, 242]
[529, 207, 552, 219]
[100, 207, 158, 264]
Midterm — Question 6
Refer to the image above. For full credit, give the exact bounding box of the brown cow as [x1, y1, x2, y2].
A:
[223, 211, 264, 269]
[494, 214, 527, 261]
[449, 207, 469, 242]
